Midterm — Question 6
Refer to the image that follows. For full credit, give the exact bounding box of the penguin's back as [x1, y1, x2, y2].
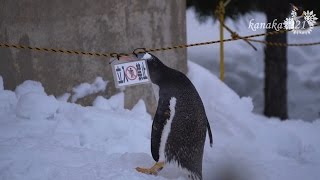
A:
[157, 68, 209, 179]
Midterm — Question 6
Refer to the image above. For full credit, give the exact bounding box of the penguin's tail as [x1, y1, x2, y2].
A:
[207, 120, 213, 147]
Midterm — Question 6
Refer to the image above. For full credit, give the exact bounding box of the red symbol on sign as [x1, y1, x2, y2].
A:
[125, 66, 138, 80]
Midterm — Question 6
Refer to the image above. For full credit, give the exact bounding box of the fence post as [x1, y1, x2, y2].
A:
[219, 0, 225, 81]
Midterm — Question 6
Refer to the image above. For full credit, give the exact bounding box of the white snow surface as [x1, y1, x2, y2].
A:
[187, 9, 320, 121]
[0, 63, 320, 180]
[71, 77, 108, 103]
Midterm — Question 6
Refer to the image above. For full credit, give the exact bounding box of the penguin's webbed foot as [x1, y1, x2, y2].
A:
[135, 161, 164, 175]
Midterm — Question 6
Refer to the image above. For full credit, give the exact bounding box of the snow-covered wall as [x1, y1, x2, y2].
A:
[0, 0, 187, 114]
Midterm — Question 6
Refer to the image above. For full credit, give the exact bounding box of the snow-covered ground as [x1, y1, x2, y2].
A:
[187, 9, 320, 121]
[1, 61, 319, 180]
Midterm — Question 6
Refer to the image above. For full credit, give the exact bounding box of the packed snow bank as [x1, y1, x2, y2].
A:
[189, 62, 320, 180]
[0, 63, 320, 180]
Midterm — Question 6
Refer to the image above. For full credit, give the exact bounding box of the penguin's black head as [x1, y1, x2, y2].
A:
[136, 52, 167, 84]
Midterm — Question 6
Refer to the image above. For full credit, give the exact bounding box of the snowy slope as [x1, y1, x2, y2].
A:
[187, 9, 320, 121]
[0, 62, 320, 180]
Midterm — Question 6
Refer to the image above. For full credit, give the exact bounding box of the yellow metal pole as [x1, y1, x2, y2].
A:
[219, 0, 225, 81]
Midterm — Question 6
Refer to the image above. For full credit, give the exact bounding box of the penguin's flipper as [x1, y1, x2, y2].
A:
[151, 96, 171, 162]
[136, 162, 165, 175]
[207, 119, 213, 147]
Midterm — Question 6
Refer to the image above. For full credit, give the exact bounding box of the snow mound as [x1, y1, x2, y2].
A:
[188, 61, 254, 113]
[93, 92, 124, 111]
[16, 92, 59, 120]
[15, 80, 46, 99]
[71, 77, 108, 102]
[57, 93, 71, 102]
[0, 63, 319, 180]
[0, 90, 17, 115]
[132, 99, 147, 114]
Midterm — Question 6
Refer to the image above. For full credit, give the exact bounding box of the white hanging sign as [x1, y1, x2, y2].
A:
[111, 59, 151, 88]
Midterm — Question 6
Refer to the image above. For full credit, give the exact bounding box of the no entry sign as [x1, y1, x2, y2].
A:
[112, 59, 151, 88]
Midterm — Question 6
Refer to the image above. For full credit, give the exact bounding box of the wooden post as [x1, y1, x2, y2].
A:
[219, 0, 225, 81]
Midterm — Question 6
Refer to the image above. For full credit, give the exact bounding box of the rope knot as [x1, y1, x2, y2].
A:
[231, 32, 240, 40]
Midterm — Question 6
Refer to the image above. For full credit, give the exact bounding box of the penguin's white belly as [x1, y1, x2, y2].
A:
[158, 97, 176, 162]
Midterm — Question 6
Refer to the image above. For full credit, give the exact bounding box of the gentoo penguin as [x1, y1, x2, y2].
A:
[134, 53, 213, 180]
